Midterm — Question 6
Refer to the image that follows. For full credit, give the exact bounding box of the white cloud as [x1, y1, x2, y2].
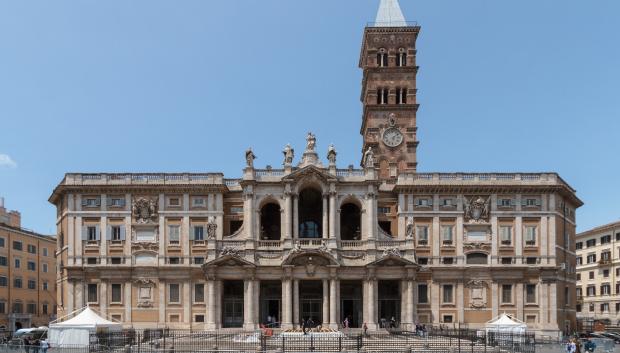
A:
[0, 154, 17, 169]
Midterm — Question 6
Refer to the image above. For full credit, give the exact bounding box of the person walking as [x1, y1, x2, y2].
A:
[363, 322, 368, 337]
[566, 337, 577, 353]
[301, 318, 307, 335]
[583, 338, 596, 353]
[40, 339, 49, 353]
[343, 316, 349, 331]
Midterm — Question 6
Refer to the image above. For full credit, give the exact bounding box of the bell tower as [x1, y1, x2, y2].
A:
[360, 0, 420, 179]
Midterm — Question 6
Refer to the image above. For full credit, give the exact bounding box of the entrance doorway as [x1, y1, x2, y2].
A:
[259, 281, 281, 328]
[378, 280, 401, 328]
[340, 281, 363, 328]
[222, 280, 244, 328]
[299, 281, 323, 326]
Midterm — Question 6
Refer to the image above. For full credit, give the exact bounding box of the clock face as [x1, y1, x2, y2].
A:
[382, 127, 404, 147]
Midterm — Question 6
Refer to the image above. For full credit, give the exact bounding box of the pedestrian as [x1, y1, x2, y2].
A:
[301, 318, 307, 335]
[307, 317, 315, 331]
[343, 316, 349, 330]
[363, 322, 368, 337]
[40, 339, 49, 353]
[584, 338, 596, 353]
[390, 316, 396, 329]
[566, 337, 576, 353]
[24, 337, 31, 353]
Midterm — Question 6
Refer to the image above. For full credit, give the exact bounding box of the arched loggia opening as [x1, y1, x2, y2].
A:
[260, 203, 281, 240]
[340, 203, 361, 240]
[298, 188, 322, 238]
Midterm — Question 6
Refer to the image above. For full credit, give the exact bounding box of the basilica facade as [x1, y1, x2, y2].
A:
[49, 0, 580, 338]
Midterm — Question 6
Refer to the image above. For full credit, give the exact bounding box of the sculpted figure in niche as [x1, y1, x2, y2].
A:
[327, 144, 337, 165]
[406, 219, 415, 239]
[363, 147, 375, 168]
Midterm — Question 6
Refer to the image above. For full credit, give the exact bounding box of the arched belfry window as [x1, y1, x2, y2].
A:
[260, 203, 281, 240]
[298, 188, 322, 238]
[377, 88, 389, 105]
[340, 203, 361, 240]
[466, 252, 488, 265]
[396, 88, 407, 104]
[397, 48, 407, 67]
[377, 48, 388, 67]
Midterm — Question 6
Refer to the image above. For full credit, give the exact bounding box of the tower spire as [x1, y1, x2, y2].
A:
[375, 0, 407, 27]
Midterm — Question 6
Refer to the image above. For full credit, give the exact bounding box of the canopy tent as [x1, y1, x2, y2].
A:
[49, 307, 122, 347]
[485, 313, 528, 334]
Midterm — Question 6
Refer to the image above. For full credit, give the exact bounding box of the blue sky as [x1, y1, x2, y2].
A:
[0, 0, 619, 234]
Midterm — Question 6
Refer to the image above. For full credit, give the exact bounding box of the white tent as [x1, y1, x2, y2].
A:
[485, 313, 528, 335]
[49, 307, 122, 347]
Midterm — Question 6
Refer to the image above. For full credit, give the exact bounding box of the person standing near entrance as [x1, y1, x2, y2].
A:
[343, 316, 350, 331]
[301, 318, 307, 335]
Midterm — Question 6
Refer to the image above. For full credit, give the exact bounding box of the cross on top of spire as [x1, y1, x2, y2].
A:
[375, 0, 408, 27]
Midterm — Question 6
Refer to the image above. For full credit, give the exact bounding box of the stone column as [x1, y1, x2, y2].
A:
[540, 281, 548, 326]
[100, 211, 107, 264]
[492, 283, 499, 319]
[100, 281, 108, 316]
[282, 277, 293, 329]
[293, 279, 300, 326]
[284, 190, 292, 239]
[158, 194, 166, 264]
[244, 186, 255, 240]
[184, 282, 191, 324]
[329, 189, 337, 239]
[244, 278, 255, 330]
[322, 279, 329, 326]
[411, 281, 418, 323]
[515, 216, 523, 261]
[182, 215, 190, 259]
[457, 282, 464, 323]
[540, 216, 549, 263]
[66, 280, 75, 314]
[398, 194, 406, 238]
[206, 277, 217, 330]
[431, 282, 440, 324]
[456, 216, 464, 264]
[75, 216, 83, 265]
[549, 282, 558, 328]
[401, 280, 409, 327]
[516, 283, 524, 321]
[159, 280, 166, 324]
[124, 281, 132, 323]
[365, 278, 377, 329]
[366, 190, 377, 240]
[329, 277, 338, 329]
[432, 217, 440, 260]
[322, 195, 329, 239]
[293, 195, 299, 238]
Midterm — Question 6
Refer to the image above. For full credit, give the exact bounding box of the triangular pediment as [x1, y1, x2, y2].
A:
[282, 249, 340, 266]
[203, 255, 256, 268]
[367, 254, 417, 267]
[283, 165, 337, 183]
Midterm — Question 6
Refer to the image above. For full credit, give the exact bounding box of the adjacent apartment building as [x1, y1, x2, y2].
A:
[0, 198, 57, 331]
[48, 0, 581, 337]
[576, 221, 620, 325]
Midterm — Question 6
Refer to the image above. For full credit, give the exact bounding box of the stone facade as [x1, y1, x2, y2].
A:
[576, 221, 620, 324]
[48, 0, 581, 338]
[0, 199, 57, 331]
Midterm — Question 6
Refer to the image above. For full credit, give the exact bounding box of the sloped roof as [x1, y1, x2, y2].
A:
[486, 313, 527, 327]
[51, 307, 121, 328]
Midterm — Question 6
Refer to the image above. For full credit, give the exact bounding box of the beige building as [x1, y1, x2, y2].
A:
[576, 221, 620, 324]
[0, 198, 57, 331]
[48, 0, 581, 338]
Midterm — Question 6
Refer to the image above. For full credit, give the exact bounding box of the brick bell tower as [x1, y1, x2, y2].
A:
[360, 0, 420, 179]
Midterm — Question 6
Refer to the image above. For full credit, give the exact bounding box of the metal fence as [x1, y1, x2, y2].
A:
[81, 327, 536, 353]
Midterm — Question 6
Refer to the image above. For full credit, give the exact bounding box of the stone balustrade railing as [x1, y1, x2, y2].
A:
[397, 172, 575, 191]
[62, 173, 225, 186]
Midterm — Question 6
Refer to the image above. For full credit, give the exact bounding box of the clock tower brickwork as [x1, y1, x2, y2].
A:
[359, 24, 420, 179]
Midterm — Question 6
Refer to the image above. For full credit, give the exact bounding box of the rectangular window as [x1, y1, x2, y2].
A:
[377, 207, 390, 214]
[87, 284, 98, 303]
[168, 197, 180, 207]
[14, 278, 22, 288]
[43, 248, 48, 257]
[84, 197, 100, 207]
[441, 226, 453, 245]
[0, 238, 4, 247]
[28, 280, 36, 290]
[168, 225, 180, 244]
[576, 257, 582, 265]
[601, 235, 612, 244]
[168, 257, 180, 265]
[0, 256, 6, 266]
[87, 226, 98, 241]
[14, 258, 20, 268]
[42, 304, 48, 315]
[524, 198, 539, 207]
[230, 207, 244, 214]
[576, 287, 582, 298]
[418, 284, 428, 304]
[111, 284, 122, 303]
[500, 226, 512, 245]
[526, 284, 536, 304]
[193, 257, 205, 265]
[499, 198, 513, 207]
[604, 269, 610, 277]
[0, 276, 6, 286]
[0, 302, 5, 314]
[195, 314, 205, 323]
[524, 226, 537, 246]
[576, 242, 583, 250]
[501, 257, 513, 265]
[441, 198, 454, 207]
[193, 226, 204, 241]
[442, 315, 453, 323]
[27, 244, 36, 254]
[602, 284, 611, 295]
[616, 303, 620, 313]
[27, 303, 36, 314]
[442, 284, 453, 304]
[192, 198, 205, 207]
[601, 303, 610, 312]
[13, 241, 22, 251]
[12, 302, 23, 314]
[589, 271, 594, 279]
[417, 226, 429, 245]
[416, 198, 431, 207]
[587, 254, 596, 264]
[43, 282, 49, 291]
[194, 283, 205, 303]
[586, 239, 596, 247]
[111, 226, 122, 241]
[587, 286, 596, 296]
[109, 197, 125, 207]
[576, 273, 581, 281]
[27, 261, 36, 271]
[169, 284, 180, 303]
[501, 284, 512, 304]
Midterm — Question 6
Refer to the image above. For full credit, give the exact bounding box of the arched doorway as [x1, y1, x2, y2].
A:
[260, 203, 281, 240]
[298, 188, 322, 238]
[340, 203, 361, 240]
